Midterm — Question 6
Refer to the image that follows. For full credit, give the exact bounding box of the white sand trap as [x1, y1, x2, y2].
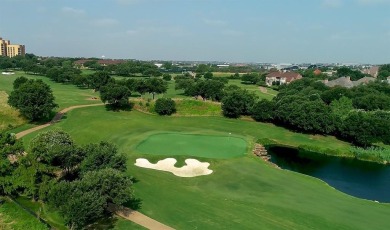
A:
[135, 158, 213, 177]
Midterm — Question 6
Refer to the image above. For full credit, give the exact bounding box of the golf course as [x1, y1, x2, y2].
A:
[17, 105, 390, 230]
[1, 72, 390, 229]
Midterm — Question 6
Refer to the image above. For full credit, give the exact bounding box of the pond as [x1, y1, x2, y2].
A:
[268, 146, 390, 203]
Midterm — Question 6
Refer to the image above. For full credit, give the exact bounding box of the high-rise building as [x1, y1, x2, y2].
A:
[0, 37, 25, 57]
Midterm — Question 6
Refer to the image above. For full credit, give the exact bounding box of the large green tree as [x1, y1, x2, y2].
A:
[8, 79, 57, 121]
[80, 141, 126, 174]
[49, 168, 134, 229]
[0, 132, 24, 195]
[100, 83, 131, 108]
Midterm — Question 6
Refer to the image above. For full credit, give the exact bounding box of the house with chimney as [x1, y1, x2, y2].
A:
[265, 71, 303, 86]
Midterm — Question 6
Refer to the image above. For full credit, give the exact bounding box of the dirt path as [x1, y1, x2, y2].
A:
[15, 103, 104, 139]
[108, 204, 175, 230]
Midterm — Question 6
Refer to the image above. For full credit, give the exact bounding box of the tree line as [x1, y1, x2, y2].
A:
[249, 79, 390, 147]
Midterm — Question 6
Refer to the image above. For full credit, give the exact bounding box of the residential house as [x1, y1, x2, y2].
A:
[265, 71, 302, 86]
[362, 66, 379, 78]
[323, 76, 375, 88]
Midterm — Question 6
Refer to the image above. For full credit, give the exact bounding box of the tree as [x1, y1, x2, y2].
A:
[154, 98, 176, 115]
[13, 76, 28, 89]
[100, 83, 131, 108]
[8, 79, 57, 121]
[28, 130, 83, 179]
[145, 78, 168, 99]
[221, 88, 257, 118]
[162, 73, 172, 81]
[251, 99, 275, 122]
[330, 96, 354, 120]
[88, 71, 113, 91]
[195, 64, 209, 74]
[49, 181, 105, 230]
[241, 73, 259, 84]
[203, 72, 213, 80]
[0, 132, 24, 195]
[48, 168, 134, 229]
[80, 141, 126, 174]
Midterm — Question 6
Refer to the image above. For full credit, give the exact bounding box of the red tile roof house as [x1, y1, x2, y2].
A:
[265, 71, 303, 86]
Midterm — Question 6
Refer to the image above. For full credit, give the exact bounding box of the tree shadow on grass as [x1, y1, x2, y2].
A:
[123, 197, 143, 210]
[104, 102, 134, 112]
[86, 216, 117, 230]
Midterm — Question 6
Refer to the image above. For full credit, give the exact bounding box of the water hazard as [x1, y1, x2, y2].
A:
[268, 146, 390, 203]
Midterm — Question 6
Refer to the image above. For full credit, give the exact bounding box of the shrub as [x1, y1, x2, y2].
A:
[154, 98, 176, 115]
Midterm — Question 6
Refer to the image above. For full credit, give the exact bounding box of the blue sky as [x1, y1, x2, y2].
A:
[1, 0, 389, 63]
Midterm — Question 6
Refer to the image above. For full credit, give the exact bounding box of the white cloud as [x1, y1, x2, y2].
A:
[62, 7, 85, 15]
[322, 0, 343, 8]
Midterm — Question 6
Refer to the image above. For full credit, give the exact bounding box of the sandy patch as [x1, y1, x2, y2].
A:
[135, 158, 213, 177]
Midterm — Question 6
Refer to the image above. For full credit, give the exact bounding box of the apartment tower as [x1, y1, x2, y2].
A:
[0, 37, 25, 57]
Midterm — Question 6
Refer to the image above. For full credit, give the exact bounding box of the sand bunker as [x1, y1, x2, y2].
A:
[135, 158, 213, 177]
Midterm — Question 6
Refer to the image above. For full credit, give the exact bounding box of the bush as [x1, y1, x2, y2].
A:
[154, 98, 176, 115]
[162, 73, 172, 81]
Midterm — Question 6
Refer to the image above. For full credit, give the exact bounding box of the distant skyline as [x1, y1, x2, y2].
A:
[1, 0, 389, 64]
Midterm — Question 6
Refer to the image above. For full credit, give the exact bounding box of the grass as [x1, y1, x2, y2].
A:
[228, 79, 278, 100]
[174, 99, 221, 116]
[0, 198, 48, 230]
[17, 106, 390, 229]
[14, 197, 66, 230]
[136, 133, 247, 159]
[134, 98, 222, 117]
[0, 72, 101, 110]
[0, 71, 101, 132]
[0, 91, 26, 131]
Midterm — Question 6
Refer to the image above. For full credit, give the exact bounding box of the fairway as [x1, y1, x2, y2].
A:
[136, 133, 247, 158]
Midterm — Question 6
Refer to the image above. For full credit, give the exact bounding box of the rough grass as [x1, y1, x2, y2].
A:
[174, 99, 221, 116]
[134, 99, 222, 117]
[0, 91, 27, 131]
[0, 198, 48, 230]
[136, 133, 247, 158]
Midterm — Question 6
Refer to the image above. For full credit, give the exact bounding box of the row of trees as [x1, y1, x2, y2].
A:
[0, 130, 135, 229]
[249, 79, 390, 146]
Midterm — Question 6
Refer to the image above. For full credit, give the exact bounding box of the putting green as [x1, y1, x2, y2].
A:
[135, 133, 248, 159]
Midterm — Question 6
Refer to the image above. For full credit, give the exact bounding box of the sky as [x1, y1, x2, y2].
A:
[1, 0, 390, 63]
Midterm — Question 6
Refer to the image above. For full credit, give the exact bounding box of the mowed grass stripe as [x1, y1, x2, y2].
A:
[136, 133, 247, 158]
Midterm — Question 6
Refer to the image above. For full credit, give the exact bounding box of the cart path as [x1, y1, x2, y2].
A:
[14, 103, 176, 230]
[15, 103, 104, 139]
[259, 86, 277, 96]
[108, 204, 175, 230]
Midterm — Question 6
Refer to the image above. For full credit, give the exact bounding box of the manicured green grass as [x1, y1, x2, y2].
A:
[0, 72, 101, 110]
[228, 79, 278, 100]
[0, 198, 48, 230]
[136, 133, 247, 159]
[18, 106, 390, 230]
